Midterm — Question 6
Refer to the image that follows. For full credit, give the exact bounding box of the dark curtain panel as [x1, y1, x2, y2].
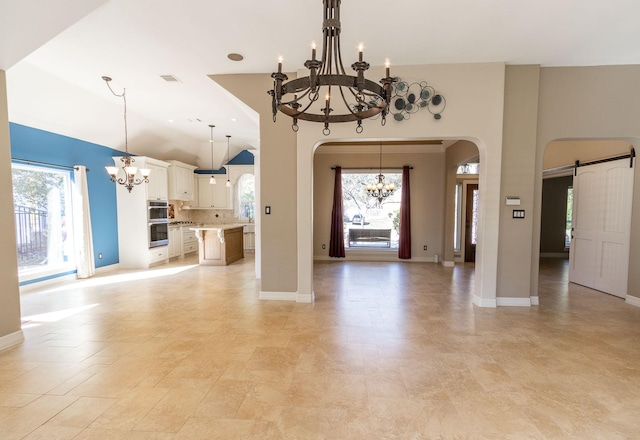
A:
[329, 166, 345, 258]
[399, 165, 412, 259]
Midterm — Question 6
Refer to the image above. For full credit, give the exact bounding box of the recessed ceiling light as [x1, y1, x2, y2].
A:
[231, 118, 237, 122]
[227, 53, 244, 62]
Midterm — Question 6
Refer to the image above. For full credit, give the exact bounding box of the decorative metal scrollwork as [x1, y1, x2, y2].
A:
[389, 80, 446, 122]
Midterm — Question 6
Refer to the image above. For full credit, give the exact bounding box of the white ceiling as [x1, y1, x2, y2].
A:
[3, 0, 640, 168]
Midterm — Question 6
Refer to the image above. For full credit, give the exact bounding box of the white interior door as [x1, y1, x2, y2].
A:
[569, 159, 634, 298]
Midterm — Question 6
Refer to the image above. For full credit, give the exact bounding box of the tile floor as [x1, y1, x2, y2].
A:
[1, 256, 639, 439]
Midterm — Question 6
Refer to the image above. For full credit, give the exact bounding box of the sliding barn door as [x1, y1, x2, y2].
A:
[569, 159, 634, 298]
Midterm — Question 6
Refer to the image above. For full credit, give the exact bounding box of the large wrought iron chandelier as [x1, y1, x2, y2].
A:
[269, 0, 396, 135]
[102, 76, 150, 193]
[366, 143, 395, 203]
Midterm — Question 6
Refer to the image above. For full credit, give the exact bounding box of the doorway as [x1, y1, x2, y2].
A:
[464, 183, 478, 263]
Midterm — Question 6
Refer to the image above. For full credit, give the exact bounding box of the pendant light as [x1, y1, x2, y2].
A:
[102, 76, 151, 192]
[209, 125, 216, 185]
[366, 142, 395, 204]
[225, 135, 231, 187]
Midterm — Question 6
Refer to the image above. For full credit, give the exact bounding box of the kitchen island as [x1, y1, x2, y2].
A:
[190, 224, 244, 266]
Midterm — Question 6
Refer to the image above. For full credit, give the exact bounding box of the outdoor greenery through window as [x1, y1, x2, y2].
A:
[236, 173, 255, 221]
[12, 163, 75, 278]
[342, 171, 402, 249]
[565, 187, 573, 249]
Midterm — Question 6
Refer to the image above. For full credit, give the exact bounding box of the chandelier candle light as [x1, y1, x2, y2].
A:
[366, 143, 395, 204]
[102, 76, 150, 193]
[269, 0, 396, 135]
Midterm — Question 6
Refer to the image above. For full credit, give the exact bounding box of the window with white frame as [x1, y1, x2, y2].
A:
[12, 163, 75, 279]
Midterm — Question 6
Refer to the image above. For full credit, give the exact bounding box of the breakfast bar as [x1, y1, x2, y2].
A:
[190, 224, 244, 266]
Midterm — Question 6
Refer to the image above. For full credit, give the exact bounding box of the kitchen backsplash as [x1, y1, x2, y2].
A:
[169, 201, 238, 224]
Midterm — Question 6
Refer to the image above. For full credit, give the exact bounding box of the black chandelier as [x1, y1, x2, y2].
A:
[269, 0, 396, 136]
[366, 143, 395, 204]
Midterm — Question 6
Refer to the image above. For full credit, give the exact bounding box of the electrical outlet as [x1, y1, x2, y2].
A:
[98, 253, 103, 259]
[322, 244, 326, 249]
[423, 245, 427, 251]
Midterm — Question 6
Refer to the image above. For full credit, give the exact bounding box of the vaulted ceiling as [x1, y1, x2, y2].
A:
[2, 0, 640, 168]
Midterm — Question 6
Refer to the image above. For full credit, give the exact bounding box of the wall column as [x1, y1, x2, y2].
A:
[0, 70, 23, 350]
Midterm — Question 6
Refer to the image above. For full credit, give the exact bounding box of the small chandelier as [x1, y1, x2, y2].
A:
[269, 0, 396, 136]
[366, 143, 395, 204]
[102, 76, 150, 193]
[209, 125, 216, 185]
[225, 135, 231, 188]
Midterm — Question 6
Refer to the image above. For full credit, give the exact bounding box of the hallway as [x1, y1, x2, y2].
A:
[0, 256, 638, 439]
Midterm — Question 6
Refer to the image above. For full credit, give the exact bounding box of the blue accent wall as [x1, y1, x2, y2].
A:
[10, 123, 121, 270]
[228, 150, 254, 165]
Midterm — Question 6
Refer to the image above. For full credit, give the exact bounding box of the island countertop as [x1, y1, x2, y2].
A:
[189, 223, 246, 231]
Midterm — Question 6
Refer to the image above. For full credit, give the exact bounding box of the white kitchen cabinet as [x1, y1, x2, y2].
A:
[168, 226, 182, 258]
[195, 175, 230, 209]
[167, 160, 197, 201]
[112, 156, 170, 268]
[243, 224, 255, 252]
[182, 227, 198, 255]
[146, 163, 169, 201]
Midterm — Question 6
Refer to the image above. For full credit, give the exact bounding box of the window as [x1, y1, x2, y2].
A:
[236, 173, 255, 221]
[457, 163, 479, 175]
[454, 182, 462, 252]
[565, 187, 573, 249]
[12, 163, 75, 280]
[341, 170, 402, 249]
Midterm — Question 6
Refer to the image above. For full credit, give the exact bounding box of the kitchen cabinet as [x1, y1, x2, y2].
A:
[112, 156, 170, 268]
[243, 224, 255, 252]
[195, 175, 230, 209]
[167, 160, 197, 201]
[168, 226, 181, 258]
[182, 228, 198, 255]
[146, 163, 168, 201]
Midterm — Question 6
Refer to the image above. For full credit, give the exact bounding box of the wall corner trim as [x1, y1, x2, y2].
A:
[496, 297, 533, 307]
[530, 296, 540, 306]
[473, 295, 497, 308]
[0, 330, 24, 352]
[296, 292, 314, 303]
[625, 295, 640, 308]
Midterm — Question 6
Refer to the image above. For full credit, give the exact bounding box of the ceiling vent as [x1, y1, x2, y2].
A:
[160, 75, 180, 82]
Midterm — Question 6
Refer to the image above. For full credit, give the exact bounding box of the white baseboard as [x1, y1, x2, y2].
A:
[296, 292, 314, 303]
[443, 261, 455, 267]
[0, 330, 24, 351]
[626, 295, 640, 307]
[496, 297, 533, 307]
[95, 263, 120, 274]
[19, 273, 76, 293]
[473, 295, 497, 308]
[259, 291, 298, 301]
[530, 296, 539, 306]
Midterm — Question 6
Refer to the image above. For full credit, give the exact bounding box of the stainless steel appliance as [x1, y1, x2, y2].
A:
[148, 200, 169, 248]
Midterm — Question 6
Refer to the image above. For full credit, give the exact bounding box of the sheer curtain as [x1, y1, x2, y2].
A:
[398, 165, 411, 259]
[329, 166, 345, 258]
[73, 166, 95, 278]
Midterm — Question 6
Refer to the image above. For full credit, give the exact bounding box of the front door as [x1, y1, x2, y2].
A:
[464, 183, 478, 263]
[569, 159, 634, 298]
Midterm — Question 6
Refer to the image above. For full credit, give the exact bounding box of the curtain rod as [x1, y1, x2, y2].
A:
[12, 158, 90, 172]
[331, 166, 413, 170]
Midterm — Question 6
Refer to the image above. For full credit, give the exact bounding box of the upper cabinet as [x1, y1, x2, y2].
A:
[167, 160, 197, 201]
[194, 174, 230, 209]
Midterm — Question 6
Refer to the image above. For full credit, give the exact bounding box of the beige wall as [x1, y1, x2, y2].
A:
[210, 73, 298, 294]
[496, 65, 540, 301]
[313, 148, 445, 260]
[533, 65, 640, 301]
[0, 70, 22, 345]
[544, 140, 632, 170]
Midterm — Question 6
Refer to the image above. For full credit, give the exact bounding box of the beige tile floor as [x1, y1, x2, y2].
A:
[1, 255, 639, 439]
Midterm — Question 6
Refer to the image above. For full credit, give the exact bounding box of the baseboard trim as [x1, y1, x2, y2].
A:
[0, 330, 24, 351]
[443, 261, 455, 267]
[473, 295, 497, 308]
[95, 263, 120, 274]
[259, 291, 297, 301]
[625, 295, 640, 307]
[530, 296, 539, 306]
[296, 292, 314, 303]
[496, 297, 533, 307]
